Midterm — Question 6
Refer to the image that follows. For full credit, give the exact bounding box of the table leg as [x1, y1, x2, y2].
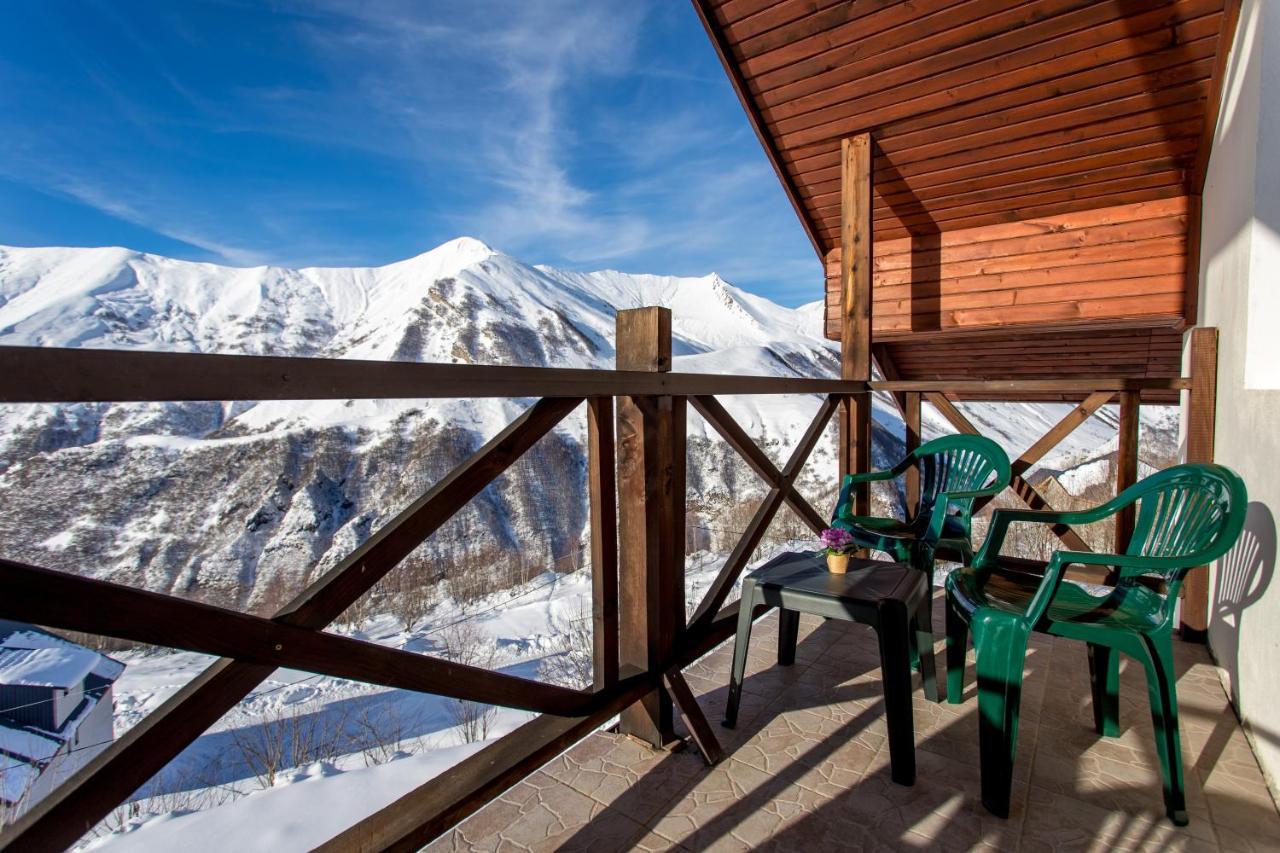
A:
[778, 608, 800, 666]
[723, 578, 758, 729]
[877, 598, 916, 786]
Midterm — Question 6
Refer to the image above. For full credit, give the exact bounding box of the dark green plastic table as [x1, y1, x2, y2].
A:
[721, 551, 938, 785]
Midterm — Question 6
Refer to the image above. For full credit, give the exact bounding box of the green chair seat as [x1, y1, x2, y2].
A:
[948, 567, 1166, 634]
[945, 463, 1248, 826]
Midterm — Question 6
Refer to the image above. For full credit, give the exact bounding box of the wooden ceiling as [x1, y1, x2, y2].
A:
[694, 0, 1240, 397]
[696, 0, 1234, 247]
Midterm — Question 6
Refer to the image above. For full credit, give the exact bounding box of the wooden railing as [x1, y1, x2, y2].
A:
[0, 314, 1201, 851]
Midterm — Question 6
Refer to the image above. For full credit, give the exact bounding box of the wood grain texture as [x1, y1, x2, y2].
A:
[588, 396, 619, 691]
[840, 133, 873, 382]
[704, 0, 1230, 245]
[823, 199, 1191, 341]
[0, 393, 582, 853]
[1181, 326, 1217, 639]
[1115, 390, 1142, 555]
[0, 558, 599, 714]
[0, 345, 865, 402]
[702, 0, 1237, 365]
[615, 308, 683, 745]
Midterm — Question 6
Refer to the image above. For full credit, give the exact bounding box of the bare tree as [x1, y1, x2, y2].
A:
[538, 599, 594, 689]
[229, 702, 348, 789]
[348, 703, 423, 767]
[437, 621, 499, 743]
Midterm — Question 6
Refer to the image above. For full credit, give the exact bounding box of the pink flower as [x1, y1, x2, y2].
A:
[820, 527, 855, 553]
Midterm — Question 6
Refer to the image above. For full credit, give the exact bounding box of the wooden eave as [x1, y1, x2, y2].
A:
[694, 0, 1242, 397]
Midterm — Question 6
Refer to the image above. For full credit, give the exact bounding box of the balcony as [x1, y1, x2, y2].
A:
[429, 606, 1278, 852]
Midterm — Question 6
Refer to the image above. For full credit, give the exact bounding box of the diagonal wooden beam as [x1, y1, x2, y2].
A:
[664, 669, 724, 766]
[0, 557, 609, 716]
[923, 392, 1093, 554]
[688, 396, 839, 629]
[872, 343, 908, 413]
[972, 390, 1115, 513]
[0, 395, 582, 853]
[690, 395, 826, 535]
[281, 396, 585, 627]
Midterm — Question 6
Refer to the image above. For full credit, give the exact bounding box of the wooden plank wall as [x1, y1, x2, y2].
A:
[824, 196, 1190, 338]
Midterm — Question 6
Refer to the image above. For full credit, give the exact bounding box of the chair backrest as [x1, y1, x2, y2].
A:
[1124, 464, 1248, 578]
[909, 435, 1011, 527]
[830, 434, 1009, 533]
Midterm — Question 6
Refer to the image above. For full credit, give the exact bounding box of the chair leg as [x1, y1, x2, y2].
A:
[1087, 643, 1121, 737]
[913, 590, 939, 702]
[778, 608, 800, 666]
[907, 543, 937, 673]
[945, 594, 969, 705]
[1140, 633, 1189, 825]
[723, 579, 759, 729]
[972, 611, 1030, 819]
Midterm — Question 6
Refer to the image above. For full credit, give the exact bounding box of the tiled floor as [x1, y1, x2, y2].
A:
[427, 597, 1280, 852]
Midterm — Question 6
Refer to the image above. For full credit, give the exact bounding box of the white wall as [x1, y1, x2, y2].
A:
[1198, 0, 1280, 799]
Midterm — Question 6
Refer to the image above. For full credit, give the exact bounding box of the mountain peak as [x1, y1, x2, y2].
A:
[435, 236, 495, 256]
[387, 236, 497, 271]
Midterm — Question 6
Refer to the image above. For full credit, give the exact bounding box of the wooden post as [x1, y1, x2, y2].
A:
[615, 307, 684, 746]
[1181, 327, 1218, 642]
[1114, 390, 1141, 555]
[904, 391, 921, 516]
[839, 133, 874, 515]
[588, 396, 618, 692]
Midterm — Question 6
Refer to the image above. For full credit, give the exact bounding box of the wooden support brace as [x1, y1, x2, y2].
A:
[663, 669, 724, 766]
[1115, 390, 1141, 555]
[904, 391, 922, 515]
[688, 396, 839, 628]
[689, 394, 826, 534]
[616, 307, 684, 747]
[972, 390, 1116, 514]
[840, 133, 874, 517]
[1181, 327, 1218, 641]
[0, 394, 582, 853]
[0, 557, 603, 715]
[588, 396, 619, 691]
[924, 392, 1100, 568]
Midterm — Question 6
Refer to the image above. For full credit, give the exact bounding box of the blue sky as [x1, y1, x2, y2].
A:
[0, 1, 821, 306]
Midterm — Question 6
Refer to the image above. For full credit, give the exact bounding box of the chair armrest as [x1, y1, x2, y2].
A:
[840, 468, 900, 485]
[974, 504, 1123, 568]
[834, 514, 901, 530]
[832, 469, 905, 526]
[939, 487, 1002, 502]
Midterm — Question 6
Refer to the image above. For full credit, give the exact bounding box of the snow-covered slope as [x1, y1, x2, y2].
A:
[0, 239, 1174, 606]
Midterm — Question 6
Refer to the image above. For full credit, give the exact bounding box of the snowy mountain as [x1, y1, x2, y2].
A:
[0, 239, 1173, 608]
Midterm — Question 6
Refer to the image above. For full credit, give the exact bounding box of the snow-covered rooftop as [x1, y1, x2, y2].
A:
[0, 646, 98, 689]
[1, 627, 125, 684]
[0, 753, 40, 804]
[0, 723, 60, 763]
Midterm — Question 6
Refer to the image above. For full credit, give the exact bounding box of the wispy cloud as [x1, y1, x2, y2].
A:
[52, 177, 270, 266]
[0, 0, 819, 303]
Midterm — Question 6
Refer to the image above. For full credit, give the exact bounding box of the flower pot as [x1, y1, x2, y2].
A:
[826, 553, 850, 574]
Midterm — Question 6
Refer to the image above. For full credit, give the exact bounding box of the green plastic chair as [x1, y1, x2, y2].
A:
[945, 463, 1248, 825]
[832, 434, 1012, 591]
